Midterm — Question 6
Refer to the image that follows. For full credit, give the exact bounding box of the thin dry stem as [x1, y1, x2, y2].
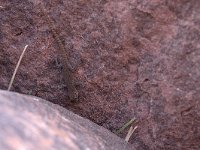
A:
[116, 118, 135, 134]
[7, 45, 28, 91]
[125, 126, 138, 142]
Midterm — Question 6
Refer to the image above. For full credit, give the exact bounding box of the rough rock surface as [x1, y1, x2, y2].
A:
[0, 0, 200, 149]
[0, 90, 132, 150]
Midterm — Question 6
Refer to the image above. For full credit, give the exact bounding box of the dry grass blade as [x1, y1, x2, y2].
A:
[125, 126, 138, 142]
[7, 45, 28, 91]
[115, 118, 135, 134]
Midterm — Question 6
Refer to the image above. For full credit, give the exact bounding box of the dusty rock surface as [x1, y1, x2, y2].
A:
[0, 90, 132, 150]
[0, 0, 200, 149]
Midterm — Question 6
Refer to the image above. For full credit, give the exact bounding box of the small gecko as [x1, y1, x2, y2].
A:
[40, 5, 78, 101]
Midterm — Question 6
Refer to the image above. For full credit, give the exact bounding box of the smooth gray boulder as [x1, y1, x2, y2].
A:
[0, 90, 132, 150]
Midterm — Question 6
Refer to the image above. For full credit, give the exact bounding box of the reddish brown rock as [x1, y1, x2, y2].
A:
[0, 0, 200, 149]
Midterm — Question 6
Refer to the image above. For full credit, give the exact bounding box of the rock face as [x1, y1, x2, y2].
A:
[0, 90, 132, 150]
[0, 0, 200, 149]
